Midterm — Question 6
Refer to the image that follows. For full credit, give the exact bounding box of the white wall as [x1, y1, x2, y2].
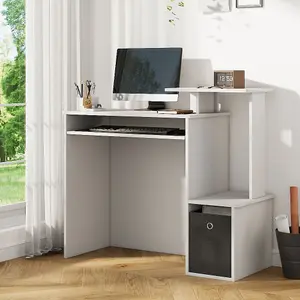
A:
[88, 0, 300, 257]
[81, 0, 112, 108]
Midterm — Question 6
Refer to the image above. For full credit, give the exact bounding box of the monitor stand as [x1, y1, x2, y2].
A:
[148, 101, 166, 111]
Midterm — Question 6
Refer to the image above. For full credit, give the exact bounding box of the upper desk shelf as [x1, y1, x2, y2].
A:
[165, 87, 273, 114]
[165, 87, 272, 94]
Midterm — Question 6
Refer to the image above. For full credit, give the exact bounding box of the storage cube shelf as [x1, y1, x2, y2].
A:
[187, 198, 273, 281]
[180, 87, 274, 281]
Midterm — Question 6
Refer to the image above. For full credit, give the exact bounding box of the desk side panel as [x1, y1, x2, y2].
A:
[233, 199, 273, 281]
[110, 138, 185, 255]
[65, 135, 110, 258]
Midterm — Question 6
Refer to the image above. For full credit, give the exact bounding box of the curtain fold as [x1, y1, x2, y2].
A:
[25, 0, 77, 257]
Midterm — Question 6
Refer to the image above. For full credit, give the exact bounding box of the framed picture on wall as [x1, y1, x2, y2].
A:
[236, 0, 263, 8]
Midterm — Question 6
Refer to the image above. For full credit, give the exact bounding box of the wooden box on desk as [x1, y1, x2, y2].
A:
[214, 70, 245, 89]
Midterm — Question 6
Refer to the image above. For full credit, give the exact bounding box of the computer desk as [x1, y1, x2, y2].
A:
[65, 89, 274, 282]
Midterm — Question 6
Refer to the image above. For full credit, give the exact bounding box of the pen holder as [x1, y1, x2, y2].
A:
[83, 96, 92, 109]
[77, 96, 99, 111]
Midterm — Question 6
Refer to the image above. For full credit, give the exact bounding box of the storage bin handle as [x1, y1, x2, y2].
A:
[207, 222, 214, 230]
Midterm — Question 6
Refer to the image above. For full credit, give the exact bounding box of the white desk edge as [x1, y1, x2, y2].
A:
[66, 110, 230, 119]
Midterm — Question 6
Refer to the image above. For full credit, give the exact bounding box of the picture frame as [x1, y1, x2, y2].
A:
[236, 0, 263, 8]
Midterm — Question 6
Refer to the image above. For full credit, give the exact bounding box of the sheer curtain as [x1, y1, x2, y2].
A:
[25, 0, 79, 257]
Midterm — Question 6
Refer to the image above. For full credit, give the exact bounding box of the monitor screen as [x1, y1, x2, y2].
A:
[113, 47, 182, 102]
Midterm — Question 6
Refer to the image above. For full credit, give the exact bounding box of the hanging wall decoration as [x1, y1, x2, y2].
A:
[167, 1, 185, 24]
[236, 0, 263, 8]
[203, 0, 231, 14]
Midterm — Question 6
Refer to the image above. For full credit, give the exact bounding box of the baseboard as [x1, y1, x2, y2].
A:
[272, 249, 281, 267]
[0, 223, 47, 263]
[0, 243, 26, 263]
[0, 225, 26, 262]
[0, 225, 26, 249]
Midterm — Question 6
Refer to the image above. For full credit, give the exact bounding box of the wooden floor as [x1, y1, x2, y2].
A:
[0, 247, 297, 300]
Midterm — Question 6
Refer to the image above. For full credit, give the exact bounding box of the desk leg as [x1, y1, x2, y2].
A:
[64, 136, 110, 258]
[214, 93, 221, 112]
[190, 93, 200, 114]
[190, 93, 216, 113]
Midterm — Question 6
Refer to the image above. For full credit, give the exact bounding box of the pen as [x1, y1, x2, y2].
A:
[84, 82, 87, 98]
[74, 83, 81, 97]
[86, 80, 92, 97]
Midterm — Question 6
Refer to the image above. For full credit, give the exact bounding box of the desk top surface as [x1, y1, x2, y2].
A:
[66, 110, 230, 119]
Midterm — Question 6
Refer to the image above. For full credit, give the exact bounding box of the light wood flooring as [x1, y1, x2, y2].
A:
[0, 247, 297, 300]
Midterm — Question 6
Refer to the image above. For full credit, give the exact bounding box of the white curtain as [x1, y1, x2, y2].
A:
[25, 0, 78, 257]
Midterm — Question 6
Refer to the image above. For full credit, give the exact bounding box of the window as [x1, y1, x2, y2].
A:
[0, 0, 25, 206]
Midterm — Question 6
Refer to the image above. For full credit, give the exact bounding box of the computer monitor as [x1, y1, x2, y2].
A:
[112, 47, 183, 110]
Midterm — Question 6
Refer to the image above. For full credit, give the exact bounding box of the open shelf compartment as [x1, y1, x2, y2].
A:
[186, 197, 273, 281]
[66, 114, 186, 140]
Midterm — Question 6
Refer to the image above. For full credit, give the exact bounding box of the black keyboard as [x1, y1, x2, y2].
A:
[89, 125, 185, 136]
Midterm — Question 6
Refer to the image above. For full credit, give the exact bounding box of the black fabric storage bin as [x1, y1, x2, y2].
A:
[189, 211, 231, 278]
[276, 228, 300, 279]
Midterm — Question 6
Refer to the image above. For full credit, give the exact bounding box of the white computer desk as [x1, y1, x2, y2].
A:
[65, 88, 274, 281]
[65, 109, 230, 253]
